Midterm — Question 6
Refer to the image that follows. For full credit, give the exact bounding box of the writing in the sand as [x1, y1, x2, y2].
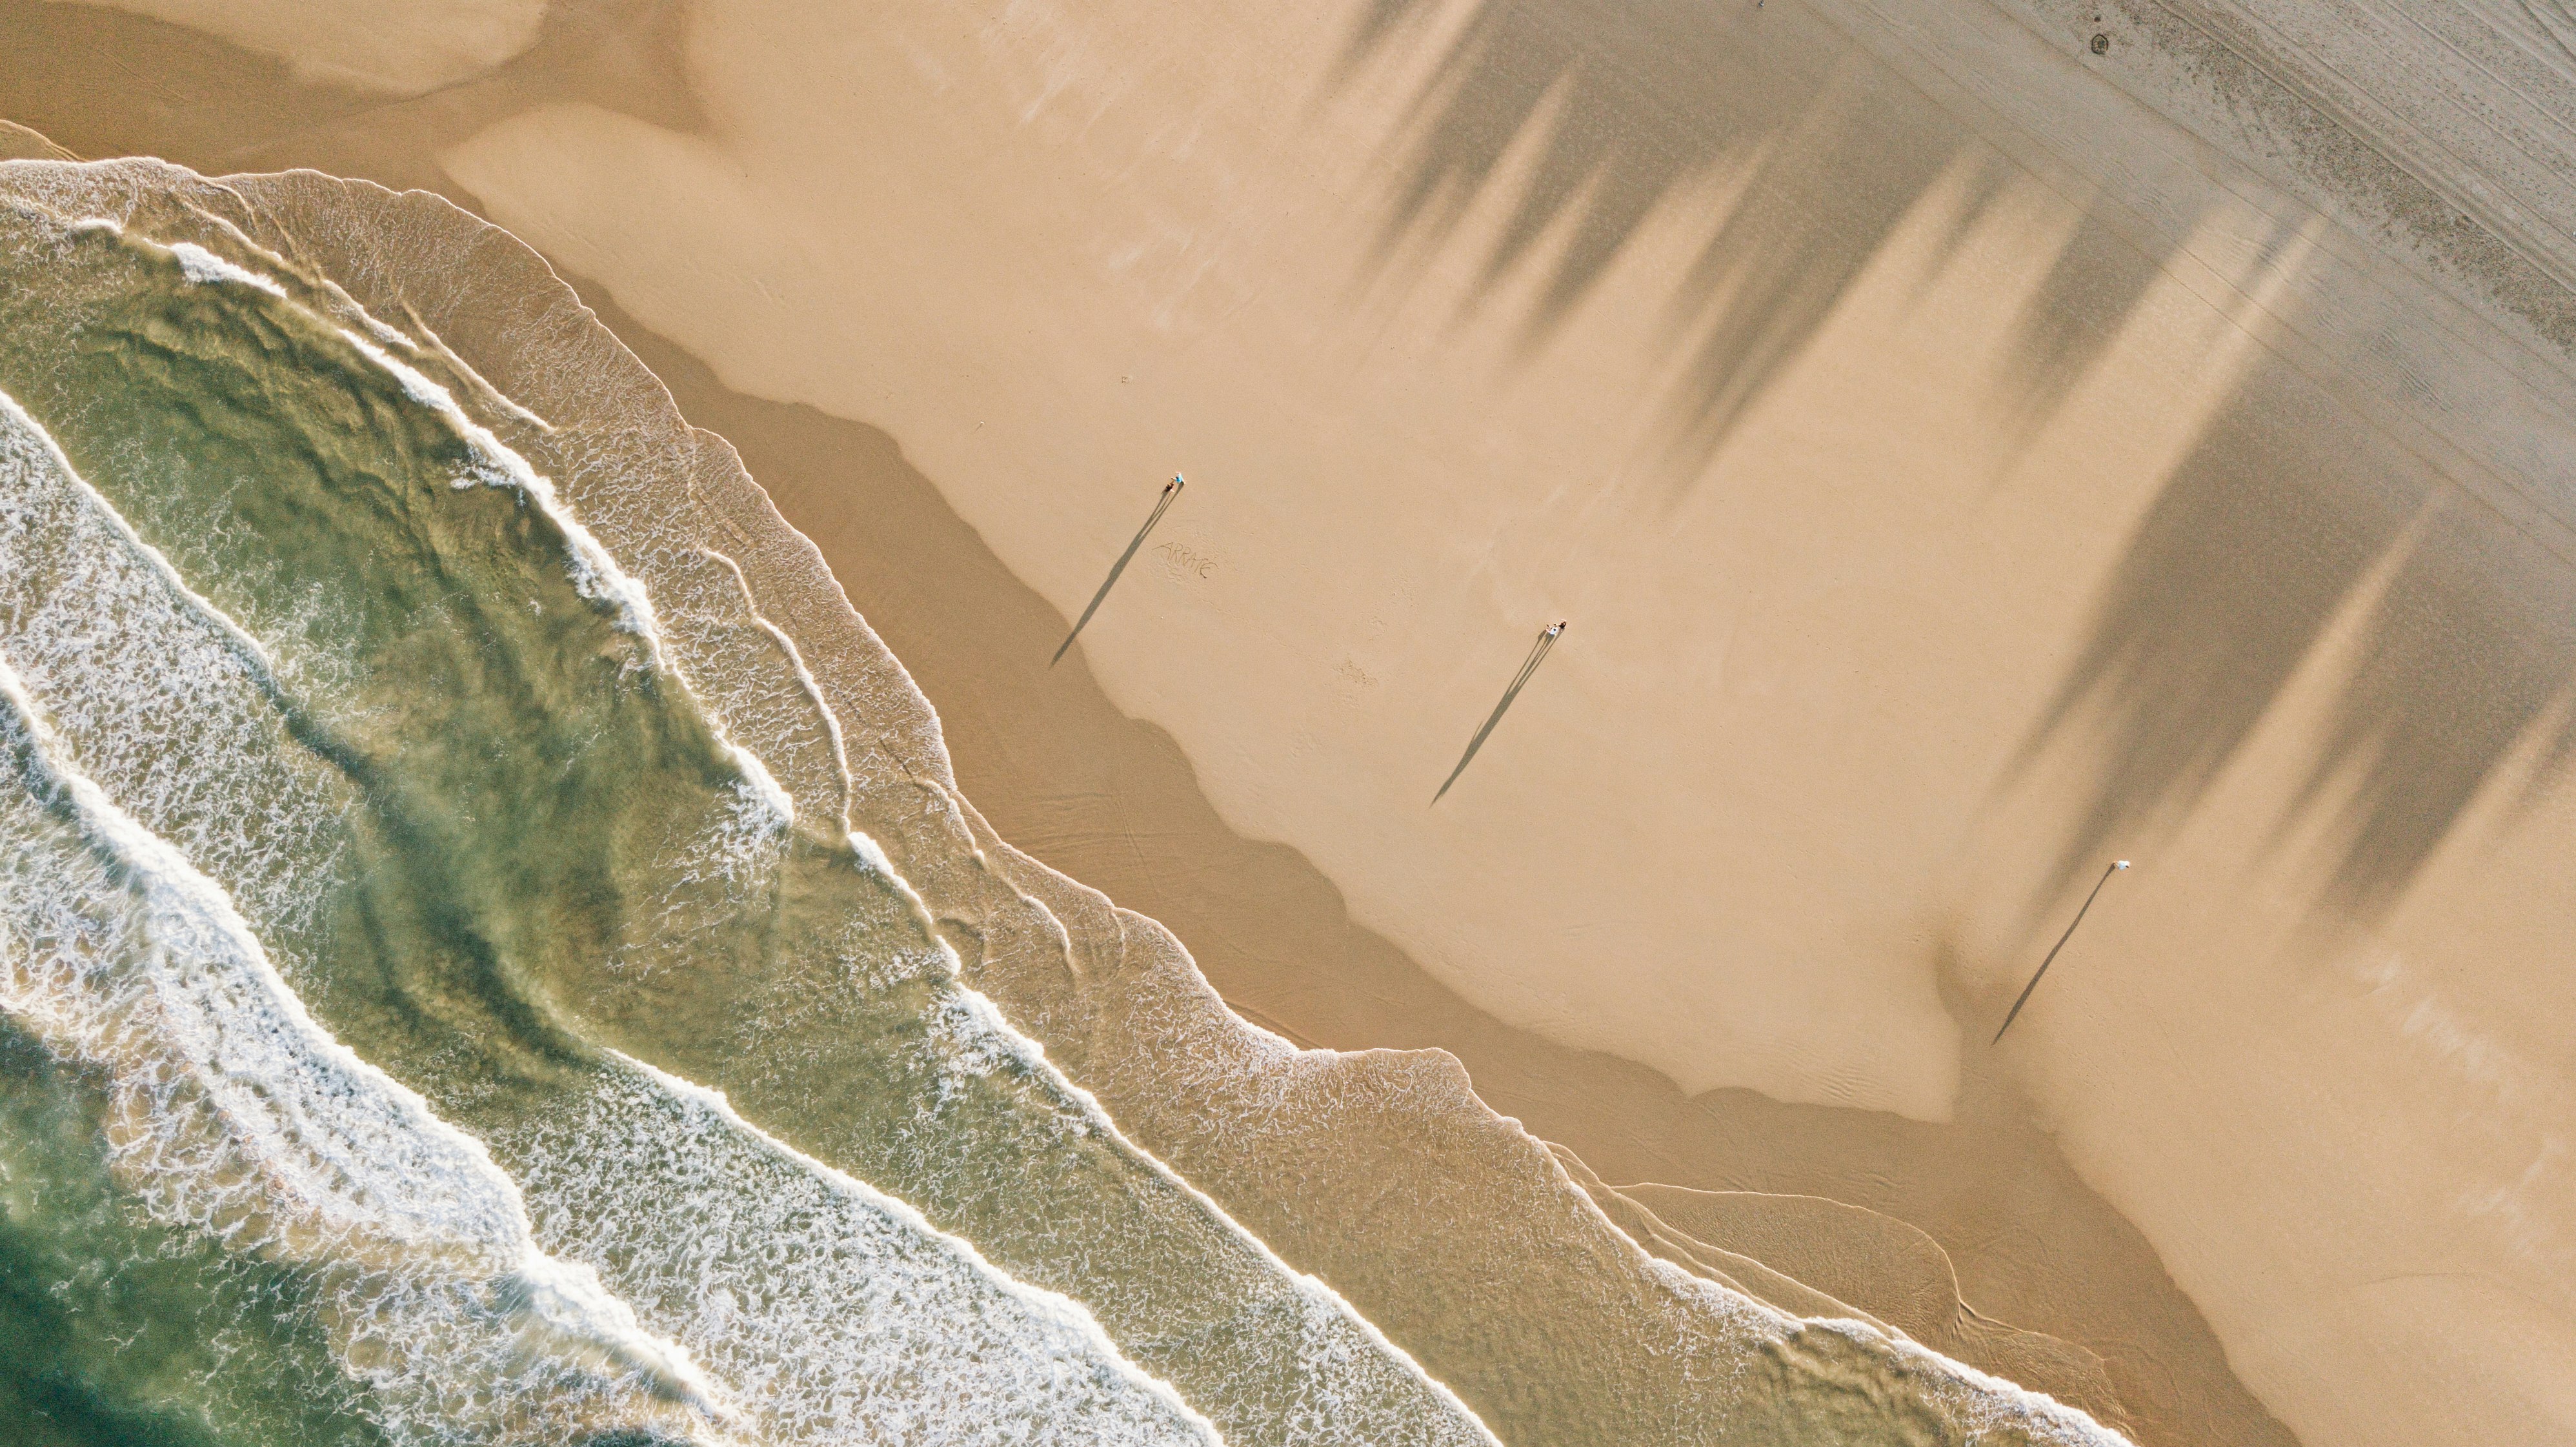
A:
[1156, 540, 1218, 578]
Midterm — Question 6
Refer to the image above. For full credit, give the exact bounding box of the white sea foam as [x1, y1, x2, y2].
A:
[328, 325, 800, 835]
[170, 238, 290, 298]
[521, 1053, 1225, 1446]
[0, 384, 339, 936]
[334, 327, 670, 649]
[400, 307, 561, 431]
[69, 207, 805, 843]
[700, 543, 854, 827]
[104, 219, 797, 836]
[0, 385, 285, 678]
[0, 655, 729, 1445]
[128, 220, 801, 835]
[10, 182, 1500, 1446]
[0, 381, 736, 1441]
[0, 324, 1213, 1447]
[841, 830, 1505, 1446]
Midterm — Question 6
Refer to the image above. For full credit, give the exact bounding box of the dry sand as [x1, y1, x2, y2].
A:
[6, 2, 2574, 1446]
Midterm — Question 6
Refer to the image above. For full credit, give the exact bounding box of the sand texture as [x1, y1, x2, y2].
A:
[6, 1, 2573, 1446]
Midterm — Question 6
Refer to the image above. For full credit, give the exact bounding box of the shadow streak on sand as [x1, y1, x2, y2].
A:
[1433, 622, 1560, 803]
[0, 3, 2315, 1417]
[0, 7, 2487, 1442]
[583, 292, 2302, 1447]
[1054, 479, 1182, 666]
[1993, 860, 2124, 1044]
[1336, 0, 2211, 488]
[2009, 361, 2576, 922]
[1338, 0, 2576, 930]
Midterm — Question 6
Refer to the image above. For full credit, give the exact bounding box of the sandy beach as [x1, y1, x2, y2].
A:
[8, 2, 2573, 1446]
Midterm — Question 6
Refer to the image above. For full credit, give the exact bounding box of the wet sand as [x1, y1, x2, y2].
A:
[581, 285, 2267, 1446]
[7, 3, 2575, 1446]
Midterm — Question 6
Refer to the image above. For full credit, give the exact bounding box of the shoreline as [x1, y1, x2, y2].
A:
[7, 2, 2574, 1445]
[577, 282, 2277, 1445]
[4, 89, 2232, 1439]
[210, 161, 2141, 1445]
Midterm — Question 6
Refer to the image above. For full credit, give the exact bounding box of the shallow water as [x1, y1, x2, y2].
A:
[0, 158, 2127, 1447]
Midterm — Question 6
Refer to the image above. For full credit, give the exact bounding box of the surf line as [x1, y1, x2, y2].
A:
[1433, 621, 1564, 805]
[1054, 474, 1184, 665]
[1992, 859, 2129, 1044]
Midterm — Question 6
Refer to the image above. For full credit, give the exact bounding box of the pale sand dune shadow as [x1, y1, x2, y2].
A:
[1336, 0, 2204, 493]
[0, 0, 700, 187]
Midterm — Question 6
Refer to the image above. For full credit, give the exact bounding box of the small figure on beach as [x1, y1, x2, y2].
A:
[1993, 859, 2130, 1044]
[1433, 620, 1568, 804]
[1052, 472, 1188, 665]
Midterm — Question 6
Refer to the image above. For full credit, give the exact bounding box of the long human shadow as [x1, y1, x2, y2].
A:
[1053, 476, 1183, 665]
[585, 288, 2302, 1447]
[1992, 860, 2126, 1044]
[1342, 0, 2576, 920]
[1433, 622, 1562, 803]
[1336, 0, 2203, 492]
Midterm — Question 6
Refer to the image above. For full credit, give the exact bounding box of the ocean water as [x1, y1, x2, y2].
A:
[0, 157, 2128, 1447]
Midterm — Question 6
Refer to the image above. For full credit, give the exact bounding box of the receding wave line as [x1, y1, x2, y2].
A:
[697, 541, 859, 833]
[838, 824, 1507, 1446]
[0, 373, 1226, 1447]
[0, 649, 729, 1446]
[0, 161, 2126, 1447]
[585, 1051, 1228, 1447]
[88, 188, 1509, 1447]
[75, 214, 792, 833]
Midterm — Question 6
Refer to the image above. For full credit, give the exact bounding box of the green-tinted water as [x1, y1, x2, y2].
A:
[0, 179, 1492, 1447]
[0, 156, 2135, 1447]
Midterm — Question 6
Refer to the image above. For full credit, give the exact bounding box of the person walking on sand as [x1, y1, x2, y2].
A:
[1433, 620, 1567, 803]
